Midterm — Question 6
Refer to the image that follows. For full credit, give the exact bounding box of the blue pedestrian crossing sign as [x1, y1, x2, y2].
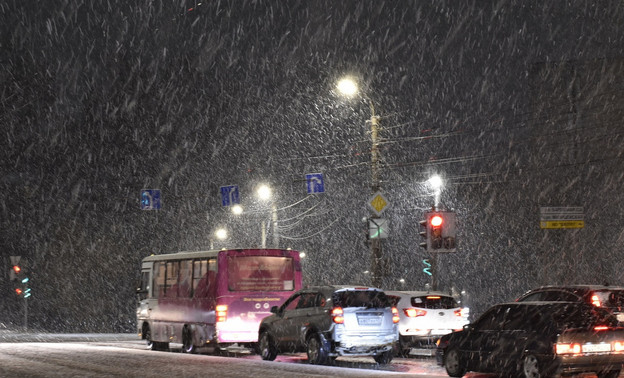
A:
[141, 189, 161, 210]
[220, 185, 240, 207]
[306, 173, 325, 194]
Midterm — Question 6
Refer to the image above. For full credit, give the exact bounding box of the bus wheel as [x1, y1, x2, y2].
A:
[258, 331, 277, 361]
[182, 326, 196, 354]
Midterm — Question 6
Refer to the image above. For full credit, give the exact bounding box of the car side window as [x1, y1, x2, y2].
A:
[521, 293, 543, 301]
[297, 293, 319, 309]
[283, 294, 302, 311]
[475, 307, 506, 331]
[502, 307, 527, 330]
[542, 291, 578, 302]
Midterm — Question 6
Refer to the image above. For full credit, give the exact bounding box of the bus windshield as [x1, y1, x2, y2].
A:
[227, 255, 294, 292]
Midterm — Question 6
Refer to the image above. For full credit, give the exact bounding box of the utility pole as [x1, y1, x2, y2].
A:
[369, 102, 383, 288]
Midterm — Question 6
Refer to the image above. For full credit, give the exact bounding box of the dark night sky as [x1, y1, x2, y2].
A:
[2, 1, 624, 331]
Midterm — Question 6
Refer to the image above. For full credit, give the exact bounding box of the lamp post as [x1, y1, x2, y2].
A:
[210, 228, 228, 249]
[257, 184, 279, 248]
[337, 76, 384, 288]
[428, 174, 443, 210]
[426, 174, 443, 290]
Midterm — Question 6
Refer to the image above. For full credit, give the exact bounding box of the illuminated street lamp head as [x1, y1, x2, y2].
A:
[215, 228, 228, 240]
[231, 204, 243, 215]
[428, 175, 443, 190]
[257, 184, 272, 201]
[337, 77, 358, 97]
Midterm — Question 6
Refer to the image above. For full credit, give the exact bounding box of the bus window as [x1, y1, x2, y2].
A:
[227, 256, 294, 292]
[153, 262, 166, 298]
[164, 261, 179, 298]
[193, 258, 217, 298]
[137, 271, 150, 300]
[192, 259, 207, 295]
[179, 260, 192, 298]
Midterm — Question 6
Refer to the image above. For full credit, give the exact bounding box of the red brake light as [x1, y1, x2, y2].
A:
[594, 325, 609, 331]
[331, 307, 344, 324]
[454, 309, 462, 317]
[591, 294, 601, 307]
[404, 308, 427, 317]
[392, 307, 400, 323]
[556, 342, 581, 355]
[216, 304, 228, 322]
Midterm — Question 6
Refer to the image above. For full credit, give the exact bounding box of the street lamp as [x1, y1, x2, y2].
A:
[428, 174, 443, 209]
[257, 184, 279, 248]
[210, 227, 228, 249]
[337, 76, 383, 288]
[231, 204, 243, 215]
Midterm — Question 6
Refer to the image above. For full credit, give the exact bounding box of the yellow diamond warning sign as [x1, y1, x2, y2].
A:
[368, 192, 389, 216]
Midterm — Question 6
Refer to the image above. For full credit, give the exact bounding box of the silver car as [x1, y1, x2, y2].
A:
[258, 285, 399, 364]
[386, 290, 469, 356]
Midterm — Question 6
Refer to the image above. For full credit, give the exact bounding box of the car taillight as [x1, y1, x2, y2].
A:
[556, 342, 581, 355]
[392, 307, 400, 323]
[594, 325, 610, 331]
[454, 309, 462, 317]
[331, 307, 344, 324]
[404, 308, 427, 317]
[216, 304, 228, 322]
[591, 294, 601, 307]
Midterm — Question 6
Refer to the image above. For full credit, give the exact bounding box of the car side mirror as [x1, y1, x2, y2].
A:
[270, 305, 279, 314]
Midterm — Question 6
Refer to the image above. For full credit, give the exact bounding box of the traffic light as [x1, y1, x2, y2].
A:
[9, 256, 31, 298]
[421, 211, 457, 252]
[368, 218, 389, 239]
[430, 214, 443, 249]
[419, 219, 428, 250]
[10, 264, 21, 281]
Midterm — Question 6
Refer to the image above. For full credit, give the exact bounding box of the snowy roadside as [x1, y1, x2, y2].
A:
[0, 331, 137, 343]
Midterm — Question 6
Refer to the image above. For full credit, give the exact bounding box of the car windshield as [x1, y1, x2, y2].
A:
[411, 295, 458, 309]
[333, 290, 391, 308]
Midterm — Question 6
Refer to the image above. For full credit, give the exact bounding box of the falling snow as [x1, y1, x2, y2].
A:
[2, 1, 624, 332]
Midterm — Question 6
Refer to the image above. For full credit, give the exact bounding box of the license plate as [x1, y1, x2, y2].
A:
[357, 316, 381, 326]
[582, 343, 611, 353]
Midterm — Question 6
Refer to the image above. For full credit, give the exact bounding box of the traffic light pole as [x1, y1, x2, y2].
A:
[369, 103, 383, 288]
[23, 297, 28, 331]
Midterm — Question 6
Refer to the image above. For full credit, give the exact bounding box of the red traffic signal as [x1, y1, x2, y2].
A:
[12, 265, 21, 274]
[430, 215, 443, 227]
[15, 287, 23, 296]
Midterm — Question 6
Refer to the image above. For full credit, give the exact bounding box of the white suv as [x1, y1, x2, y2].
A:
[385, 290, 469, 356]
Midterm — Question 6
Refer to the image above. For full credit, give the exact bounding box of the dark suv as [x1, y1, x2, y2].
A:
[436, 301, 624, 377]
[516, 285, 624, 322]
[257, 285, 399, 364]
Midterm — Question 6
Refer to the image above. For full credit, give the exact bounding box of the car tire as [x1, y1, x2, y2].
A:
[306, 333, 329, 365]
[444, 347, 467, 377]
[374, 351, 393, 365]
[393, 337, 410, 357]
[258, 331, 277, 361]
[521, 354, 543, 378]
